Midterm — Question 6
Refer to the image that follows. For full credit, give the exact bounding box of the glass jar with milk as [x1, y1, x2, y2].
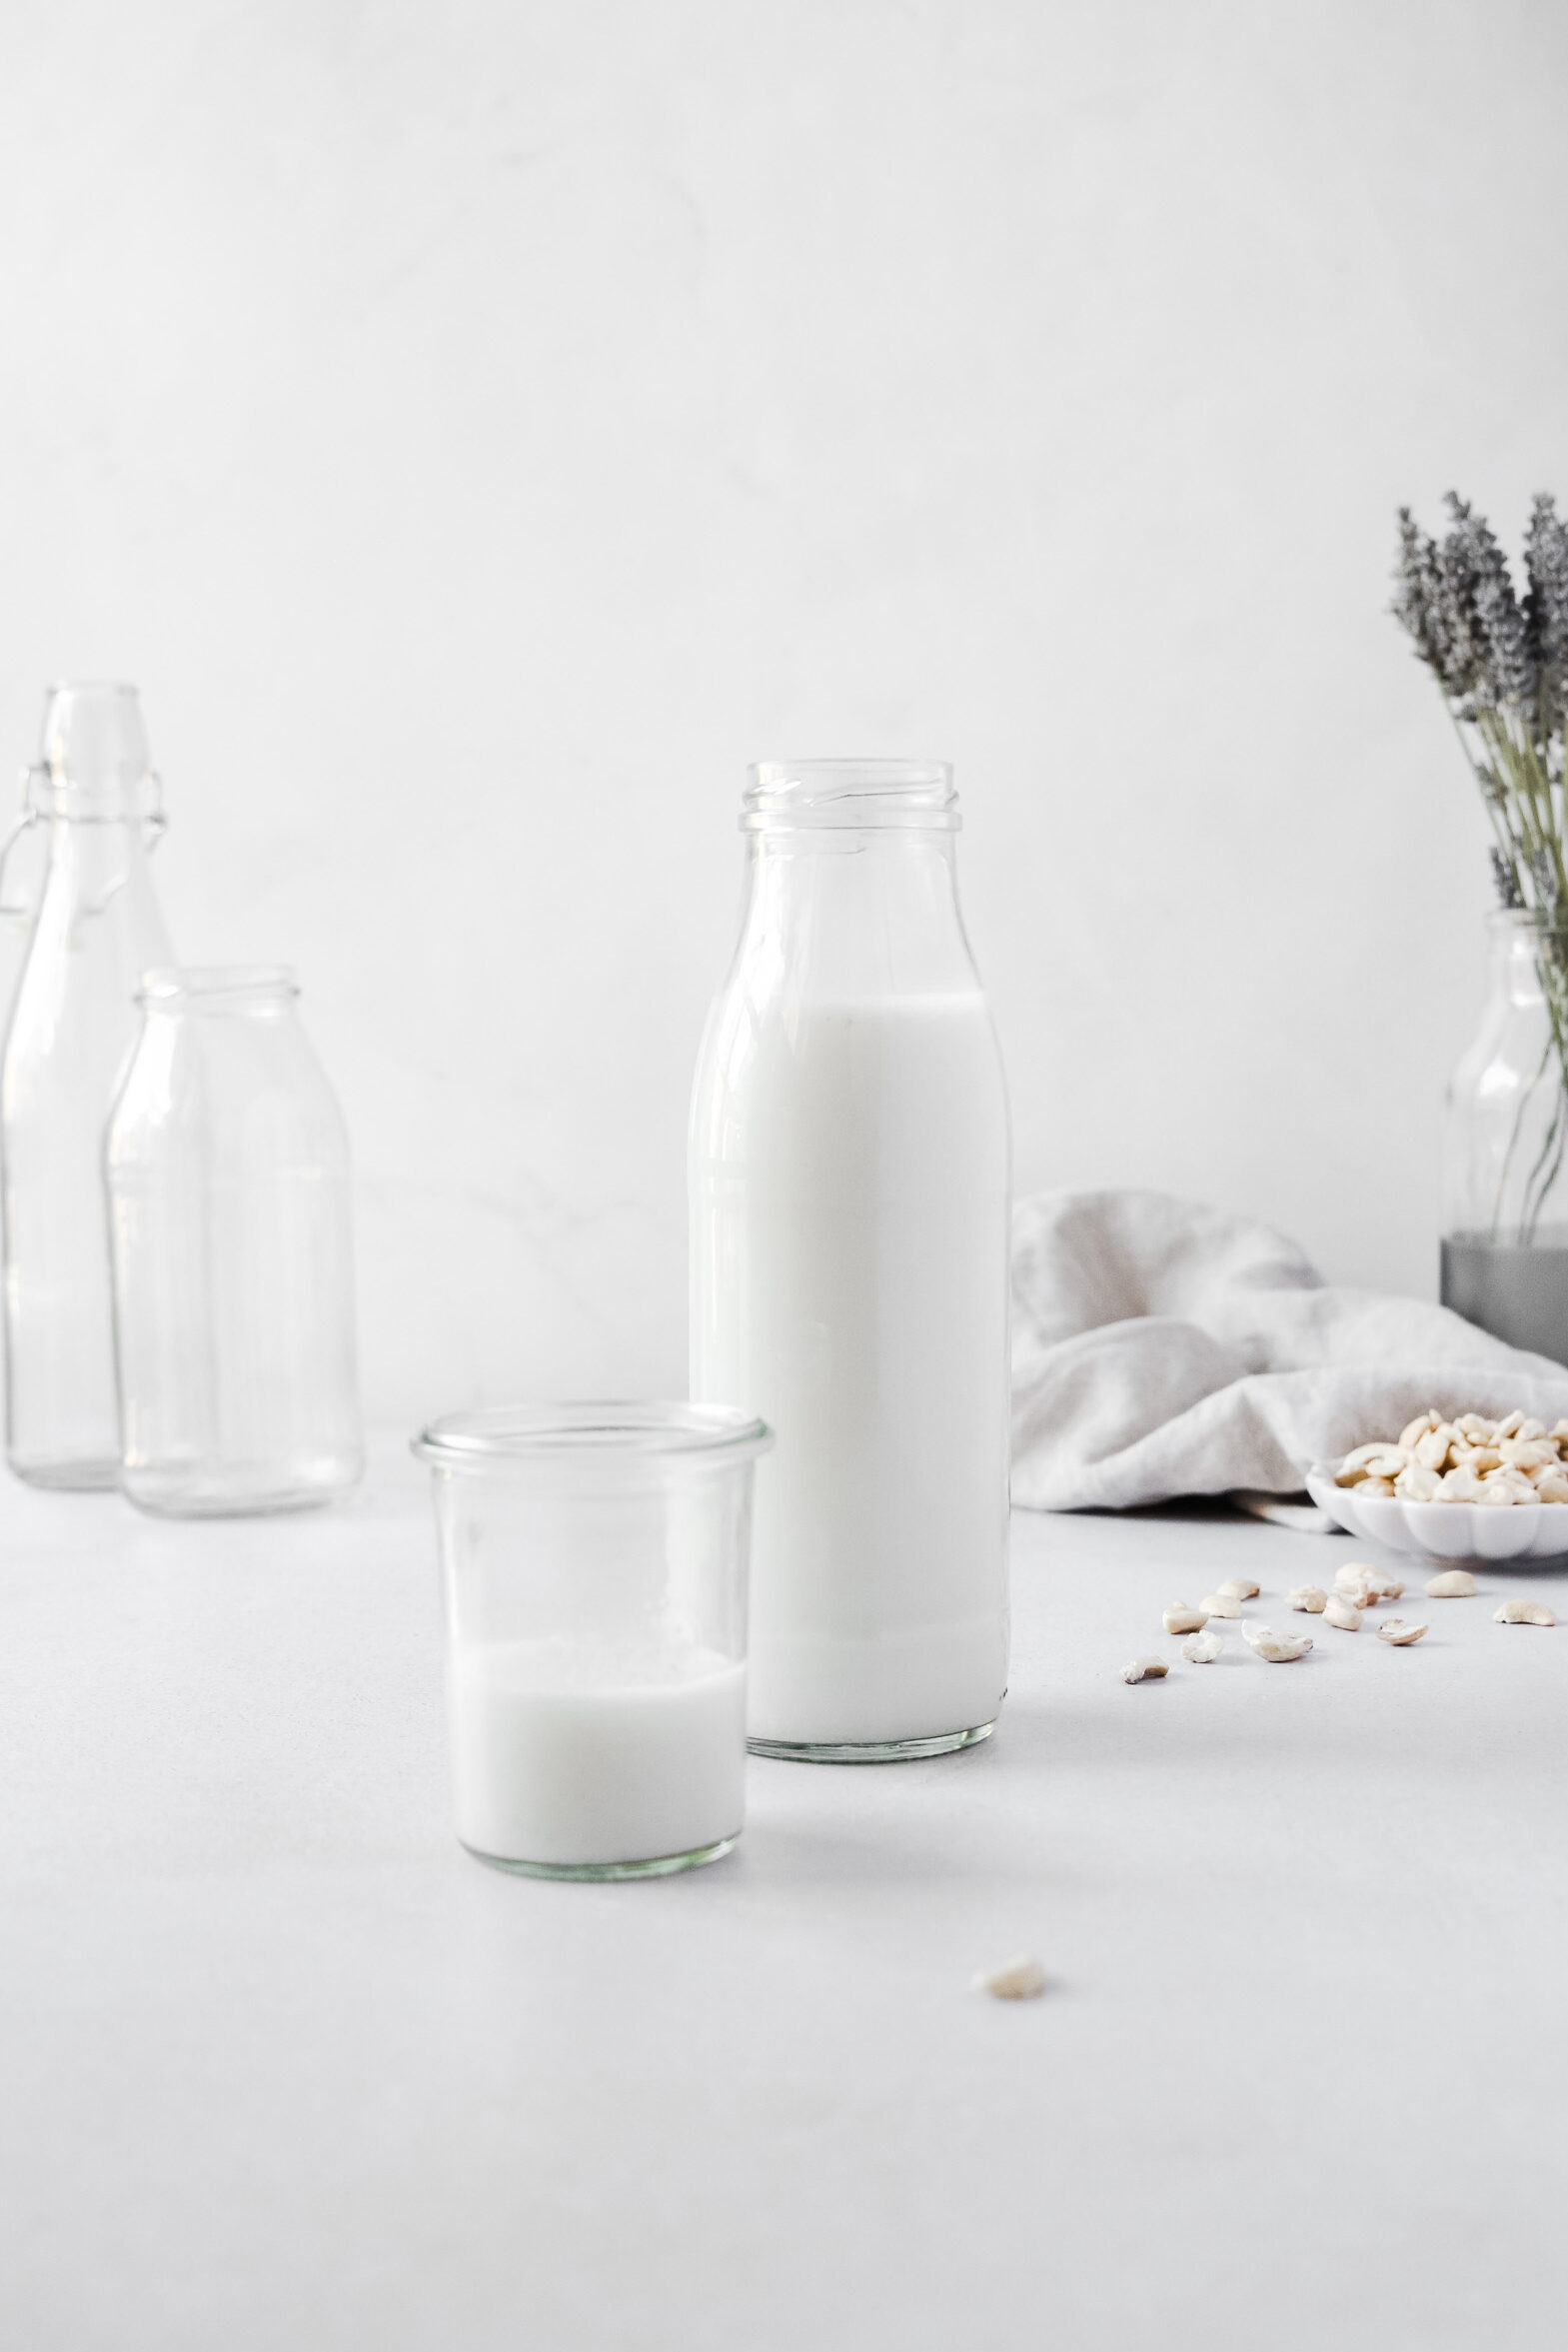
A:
[690, 759, 1011, 1760]
[417, 1403, 772, 1878]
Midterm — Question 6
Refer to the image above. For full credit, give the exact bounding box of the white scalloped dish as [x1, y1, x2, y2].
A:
[1305, 1463, 1568, 1564]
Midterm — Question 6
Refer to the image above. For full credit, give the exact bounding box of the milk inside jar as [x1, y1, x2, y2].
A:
[449, 1639, 748, 1867]
[416, 1402, 770, 1881]
[690, 761, 1011, 1757]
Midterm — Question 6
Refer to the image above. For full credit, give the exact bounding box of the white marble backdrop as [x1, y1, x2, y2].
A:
[0, 0, 1563, 1422]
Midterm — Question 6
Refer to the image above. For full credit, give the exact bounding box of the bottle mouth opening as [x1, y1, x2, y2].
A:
[743, 759, 958, 831]
[413, 1400, 774, 1470]
[139, 965, 299, 1008]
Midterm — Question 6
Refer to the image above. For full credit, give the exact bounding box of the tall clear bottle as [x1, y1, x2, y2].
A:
[1, 683, 173, 1487]
[1440, 908, 1568, 1363]
[690, 759, 1011, 1760]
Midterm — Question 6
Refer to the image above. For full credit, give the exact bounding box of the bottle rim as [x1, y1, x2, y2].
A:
[743, 758, 959, 832]
[413, 1400, 774, 1469]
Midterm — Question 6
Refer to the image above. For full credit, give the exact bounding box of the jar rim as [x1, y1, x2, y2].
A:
[413, 1400, 774, 1467]
[139, 965, 300, 1005]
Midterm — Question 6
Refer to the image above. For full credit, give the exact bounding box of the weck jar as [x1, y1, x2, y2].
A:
[689, 758, 1012, 1761]
[416, 1402, 771, 1878]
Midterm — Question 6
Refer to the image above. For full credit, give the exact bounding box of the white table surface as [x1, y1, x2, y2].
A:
[3, 1441, 1565, 2352]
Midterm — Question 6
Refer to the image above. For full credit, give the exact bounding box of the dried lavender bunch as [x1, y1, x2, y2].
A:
[1394, 494, 1568, 1237]
[1393, 492, 1568, 917]
[1525, 494, 1568, 746]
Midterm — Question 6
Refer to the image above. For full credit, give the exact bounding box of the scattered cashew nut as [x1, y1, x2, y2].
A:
[1335, 1561, 1403, 1601]
[1241, 1623, 1313, 1662]
[974, 1955, 1047, 2000]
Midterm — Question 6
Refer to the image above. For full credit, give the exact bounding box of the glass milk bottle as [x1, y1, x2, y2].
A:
[0, 683, 172, 1488]
[690, 759, 1011, 1759]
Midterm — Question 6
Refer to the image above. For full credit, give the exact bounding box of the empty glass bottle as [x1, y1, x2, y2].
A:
[1441, 908, 1568, 1364]
[0, 683, 172, 1488]
[105, 967, 364, 1515]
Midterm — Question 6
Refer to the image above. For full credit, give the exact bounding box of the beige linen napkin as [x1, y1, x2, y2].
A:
[1011, 1188, 1568, 1513]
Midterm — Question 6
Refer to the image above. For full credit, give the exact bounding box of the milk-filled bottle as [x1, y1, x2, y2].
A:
[690, 760, 1010, 1757]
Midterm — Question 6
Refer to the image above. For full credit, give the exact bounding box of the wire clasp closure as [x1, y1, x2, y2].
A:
[0, 761, 168, 929]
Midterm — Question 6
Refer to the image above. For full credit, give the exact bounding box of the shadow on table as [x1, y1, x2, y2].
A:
[733, 1818, 1019, 1888]
[1054, 1495, 1320, 1528]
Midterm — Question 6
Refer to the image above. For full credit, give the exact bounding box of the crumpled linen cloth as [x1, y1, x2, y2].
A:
[1010, 1188, 1568, 1512]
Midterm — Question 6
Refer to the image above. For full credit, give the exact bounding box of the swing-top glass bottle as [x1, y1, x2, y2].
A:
[0, 682, 173, 1487]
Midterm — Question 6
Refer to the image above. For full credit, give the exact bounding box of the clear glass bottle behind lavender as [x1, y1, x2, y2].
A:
[0, 683, 173, 1487]
[1441, 907, 1568, 1363]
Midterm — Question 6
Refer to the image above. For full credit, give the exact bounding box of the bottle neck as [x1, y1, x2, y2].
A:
[26, 754, 167, 898]
[23, 679, 165, 845]
[734, 824, 981, 1004]
[8, 681, 172, 971]
[1487, 912, 1556, 1010]
[39, 806, 163, 890]
[32, 681, 156, 813]
[26, 806, 171, 980]
[30, 772, 165, 826]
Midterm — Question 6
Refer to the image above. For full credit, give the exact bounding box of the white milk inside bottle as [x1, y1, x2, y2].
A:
[690, 761, 1010, 1755]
